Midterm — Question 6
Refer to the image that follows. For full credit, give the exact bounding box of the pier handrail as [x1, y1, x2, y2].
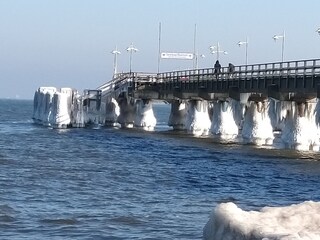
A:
[156, 59, 320, 82]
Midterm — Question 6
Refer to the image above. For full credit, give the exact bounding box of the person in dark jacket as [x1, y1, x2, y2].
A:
[214, 60, 221, 74]
[228, 63, 235, 73]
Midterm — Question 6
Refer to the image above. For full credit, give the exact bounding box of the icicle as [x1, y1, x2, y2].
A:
[210, 99, 240, 140]
[185, 100, 211, 136]
[134, 99, 157, 131]
[242, 100, 274, 145]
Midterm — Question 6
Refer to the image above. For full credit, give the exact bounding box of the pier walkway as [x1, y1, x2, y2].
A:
[97, 58, 320, 103]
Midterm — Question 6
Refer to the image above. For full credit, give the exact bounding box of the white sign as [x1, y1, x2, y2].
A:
[161, 52, 194, 60]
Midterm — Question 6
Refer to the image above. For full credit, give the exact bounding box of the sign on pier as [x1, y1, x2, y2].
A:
[160, 52, 194, 60]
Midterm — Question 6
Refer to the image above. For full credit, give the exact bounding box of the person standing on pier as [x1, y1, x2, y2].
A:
[228, 63, 235, 77]
[214, 60, 221, 75]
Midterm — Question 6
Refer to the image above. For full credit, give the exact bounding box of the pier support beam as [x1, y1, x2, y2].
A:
[211, 99, 241, 140]
[185, 100, 211, 136]
[168, 100, 187, 130]
[134, 99, 157, 131]
[104, 97, 120, 126]
[71, 94, 85, 128]
[117, 97, 136, 128]
[241, 100, 274, 145]
[280, 100, 319, 151]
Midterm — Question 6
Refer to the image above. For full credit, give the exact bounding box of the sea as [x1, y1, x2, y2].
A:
[1, 99, 320, 240]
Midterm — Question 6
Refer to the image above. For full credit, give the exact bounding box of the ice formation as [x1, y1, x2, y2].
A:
[242, 101, 274, 145]
[33, 87, 76, 128]
[203, 201, 320, 240]
[278, 101, 320, 151]
[185, 100, 211, 136]
[134, 99, 157, 131]
[168, 100, 187, 130]
[117, 98, 136, 128]
[33, 85, 320, 151]
[103, 97, 120, 126]
[71, 94, 85, 128]
[210, 99, 241, 140]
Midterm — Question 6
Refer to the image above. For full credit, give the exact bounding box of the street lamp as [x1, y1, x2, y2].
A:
[273, 31, 285, 62]
[238, 37, 248, 65]
[111, 46, 121, 77]
[209, 42, 228, 63]
[126, 43, 139, 73]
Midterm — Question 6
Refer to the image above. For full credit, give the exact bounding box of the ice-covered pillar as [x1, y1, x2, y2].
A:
[185, 100, 211, 136]
[134, 99, 157, 131]
[280, 101, 319, 151]
[117, 97, 136, 128]
[104, 97, 120, 126]
[32, 87, 57, 125]
[211, 99, 242, 140]
[241, 100, 274, 145]
[168, 100, 187, 130]
[71, 93, 85, 128]
[49, 92, 72, 128]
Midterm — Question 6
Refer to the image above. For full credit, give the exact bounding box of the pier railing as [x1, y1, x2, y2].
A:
[94, 58, 320, 101]
[157, 59, 320, 83]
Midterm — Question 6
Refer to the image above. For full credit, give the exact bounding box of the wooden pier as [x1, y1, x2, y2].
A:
[95, 58, 320, 103]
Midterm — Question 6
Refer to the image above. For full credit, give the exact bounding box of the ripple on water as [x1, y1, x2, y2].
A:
[0, 204, 17, 224]
[39, 218, 80, 225]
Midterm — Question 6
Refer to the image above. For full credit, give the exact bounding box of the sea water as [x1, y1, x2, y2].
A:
[0, 99, 320, 239]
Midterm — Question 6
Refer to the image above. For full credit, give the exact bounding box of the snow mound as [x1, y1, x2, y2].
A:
[203, 201, 320, 240]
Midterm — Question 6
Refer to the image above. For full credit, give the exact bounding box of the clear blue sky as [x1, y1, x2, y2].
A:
[0, 0, 319, 99]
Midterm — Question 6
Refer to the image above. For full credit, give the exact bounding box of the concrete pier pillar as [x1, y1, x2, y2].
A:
[33, 87, 57, 125]
[134, 99, 157, 131]
[50, 91, 72, 128]
[104, 97, 120, 126]
[168, 100, 187, 130]
[280, 101, 319, 151]
[211, 99, 241, 140]
[242, 100, 274, 145]
[185, 100, 211, 136]
[71, 94, 85, 128]
[117, 97, 136, 128]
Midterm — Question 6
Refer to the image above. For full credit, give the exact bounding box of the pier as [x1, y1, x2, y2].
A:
[33, 58, 320, 151]
[101, 58, 320, 102]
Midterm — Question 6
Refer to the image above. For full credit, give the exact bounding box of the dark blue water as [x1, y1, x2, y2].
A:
[0, 99, 320, 239]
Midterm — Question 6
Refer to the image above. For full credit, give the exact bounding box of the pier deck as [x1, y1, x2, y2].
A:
[97, 59, 320, 103]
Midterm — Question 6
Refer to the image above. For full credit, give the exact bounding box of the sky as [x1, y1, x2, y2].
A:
[0, 0, 320, 99]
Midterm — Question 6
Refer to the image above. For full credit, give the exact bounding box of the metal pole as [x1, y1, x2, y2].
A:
[113, 50, 117, 75]
[129, 50, 132, 73]
[157, 22, 161, 73]
[193, 23, 197, 69]
[245, 37, 248, 65]
[281, 31, 285, 62]
[216, 42, 220, 61]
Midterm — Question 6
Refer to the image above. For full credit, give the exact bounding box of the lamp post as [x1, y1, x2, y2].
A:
[194, 53, 205, 69]
[111, 46, 121, 77]
[209, 42, 228, 63]
[273, 31, 285, 62]
[126, 43, 139, 73]
[238, 37, 248, 65]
